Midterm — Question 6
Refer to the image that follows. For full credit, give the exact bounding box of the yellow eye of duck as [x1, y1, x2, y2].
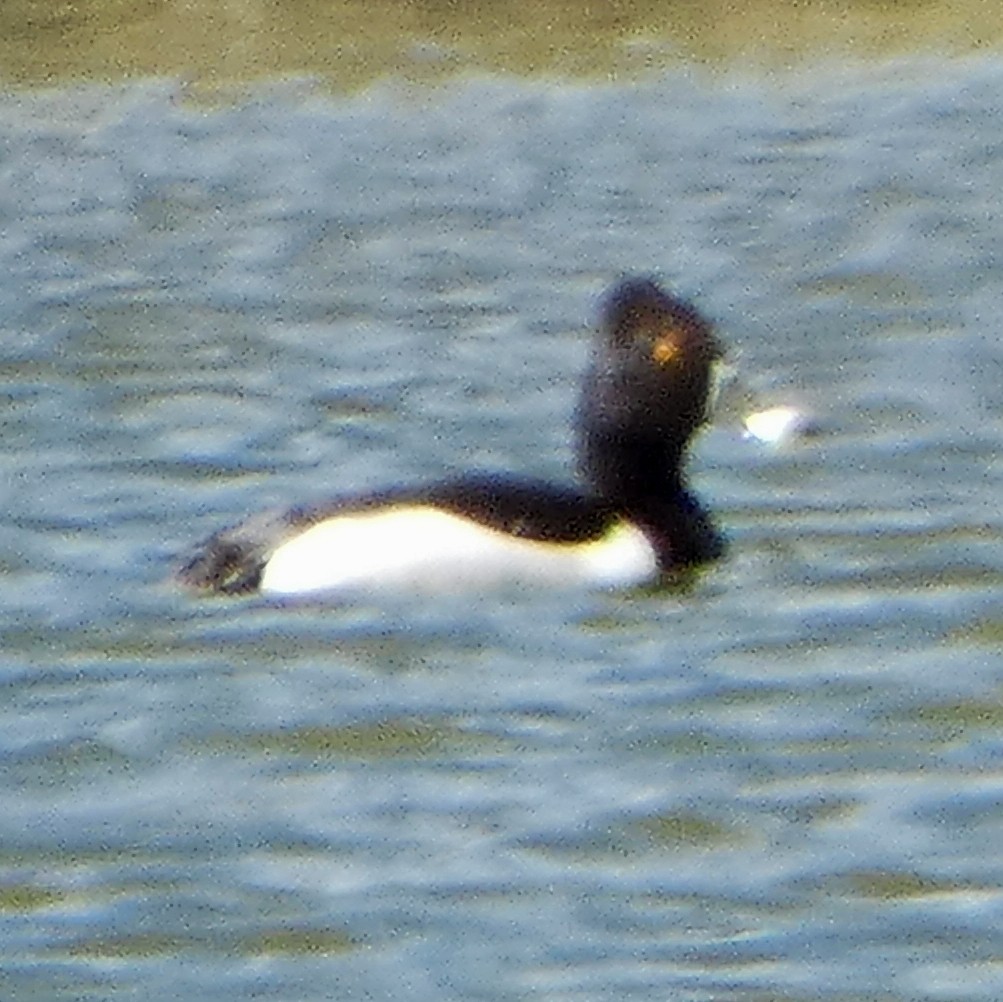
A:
[651, 336, 680, 366]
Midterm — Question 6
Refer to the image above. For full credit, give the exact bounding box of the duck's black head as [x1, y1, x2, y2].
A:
[577, 277, 722, 514]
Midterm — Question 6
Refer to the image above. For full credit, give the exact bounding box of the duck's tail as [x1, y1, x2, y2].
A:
[176, 509, 299, 595]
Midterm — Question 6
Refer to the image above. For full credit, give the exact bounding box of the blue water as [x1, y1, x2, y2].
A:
[2, 57, 1003, 1001]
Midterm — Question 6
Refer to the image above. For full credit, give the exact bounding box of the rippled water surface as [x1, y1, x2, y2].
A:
[3, 59, 1003, 1001]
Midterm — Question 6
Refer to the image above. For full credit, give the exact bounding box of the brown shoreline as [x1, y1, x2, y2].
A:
[1, 0, 999, 93]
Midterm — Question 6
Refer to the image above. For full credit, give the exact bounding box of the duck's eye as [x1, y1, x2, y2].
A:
[651, 335, 680, 366]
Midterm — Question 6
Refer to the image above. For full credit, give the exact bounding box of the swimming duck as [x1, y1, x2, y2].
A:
[177, 278, 724, 598]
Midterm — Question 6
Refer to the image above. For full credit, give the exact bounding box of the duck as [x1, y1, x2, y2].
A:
[177, 277, 725, 598]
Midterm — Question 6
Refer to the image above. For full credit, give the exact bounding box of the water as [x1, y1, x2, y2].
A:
[2, 58, 1003, 1001]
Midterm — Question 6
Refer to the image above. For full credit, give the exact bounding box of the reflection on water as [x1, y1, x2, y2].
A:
[1, 55, 1003, 1001]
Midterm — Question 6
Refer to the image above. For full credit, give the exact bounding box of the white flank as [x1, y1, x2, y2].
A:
[259, 506, 658, 597]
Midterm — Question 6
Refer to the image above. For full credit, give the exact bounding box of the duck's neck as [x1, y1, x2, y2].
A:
[578, 425, 722, 567]
[579, 424, 686, 507]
